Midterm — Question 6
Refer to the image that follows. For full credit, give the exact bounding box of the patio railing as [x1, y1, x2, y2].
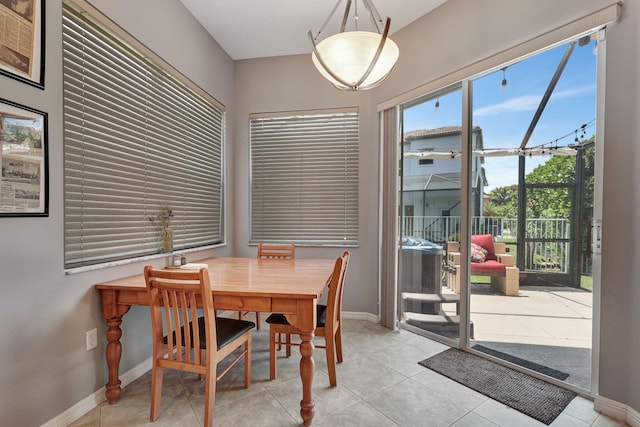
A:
[402, 216, 575, 273]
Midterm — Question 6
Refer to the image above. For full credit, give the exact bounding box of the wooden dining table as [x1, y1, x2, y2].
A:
[95, 256, 335, 426]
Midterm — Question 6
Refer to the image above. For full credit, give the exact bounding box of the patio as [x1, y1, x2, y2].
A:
[435, 282, 593, 390]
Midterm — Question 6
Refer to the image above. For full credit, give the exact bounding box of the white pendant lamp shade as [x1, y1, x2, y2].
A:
[312, 31, 399, 90]
[309, 0, 400, 91]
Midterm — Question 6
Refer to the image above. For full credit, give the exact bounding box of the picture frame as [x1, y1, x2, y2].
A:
[0, 97, 48, 216]
[0, 0, 45, 89]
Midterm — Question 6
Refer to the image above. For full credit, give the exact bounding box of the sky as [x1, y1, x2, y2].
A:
[402, 37, 597, 192]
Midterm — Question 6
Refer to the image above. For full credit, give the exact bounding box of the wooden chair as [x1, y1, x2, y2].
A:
[144, 266, 255, 426]
[239, 243, 296, 329]
[257, 242, 296, 259]
[266, 251, 350, 386]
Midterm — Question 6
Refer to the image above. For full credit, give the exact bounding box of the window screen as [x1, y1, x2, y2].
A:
[62, 2, 224, 268]
[250, 109, 359, 245]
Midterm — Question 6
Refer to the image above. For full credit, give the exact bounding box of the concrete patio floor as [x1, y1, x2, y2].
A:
[437, 283, 594, 390]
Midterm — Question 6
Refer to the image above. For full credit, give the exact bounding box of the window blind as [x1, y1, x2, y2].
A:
[250, 109, 359, 245]
[63, 2, 224, 268]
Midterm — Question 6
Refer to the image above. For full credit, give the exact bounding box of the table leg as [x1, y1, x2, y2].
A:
[105, 316, 124, 403]
[100, 290, 131, 404]
[299, 331, 315, 426]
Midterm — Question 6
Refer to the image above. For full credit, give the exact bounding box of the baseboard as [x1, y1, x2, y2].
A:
[343, 310, 380, 323]
[595, 395, 640, 427]
[40, 387, 105, 427]
[40, 356, 152, 427]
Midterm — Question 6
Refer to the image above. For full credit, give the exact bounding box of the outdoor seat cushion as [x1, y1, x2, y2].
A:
[266, 304, 327, 327]
[470, 260, 506, 274]
[165, 316, 255, 350]
[471, 234, 497, 260]
[470, 242, 488, 262]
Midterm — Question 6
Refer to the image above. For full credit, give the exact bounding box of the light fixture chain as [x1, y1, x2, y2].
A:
[341, 0, 353, 32]
[361, 0, 384, 33]
[314, 0, 346, 41]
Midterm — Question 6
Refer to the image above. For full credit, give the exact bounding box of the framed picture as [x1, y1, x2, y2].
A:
[0, 0, 44, 89]
[0, 98, 48, 216]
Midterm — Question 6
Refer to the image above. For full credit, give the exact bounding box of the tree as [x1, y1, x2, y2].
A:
[526, 156, 574, 219]
[526, 137, 594, 220]
[485, 137, 594, 222]
[485, 184, 518, 218]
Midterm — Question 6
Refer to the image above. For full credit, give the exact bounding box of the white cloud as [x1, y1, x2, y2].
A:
[475, 95, 541, 117]
[474, 85, 595, 117]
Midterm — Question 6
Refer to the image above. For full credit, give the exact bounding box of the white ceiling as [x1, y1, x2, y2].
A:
[179, 0, 447, 60]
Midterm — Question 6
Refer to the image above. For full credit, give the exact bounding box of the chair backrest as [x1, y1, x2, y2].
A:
[471, 234, 497, 260]
[325, 251, 350, 331]
[144, 265, 216, 368]
[336, 251, 350, 321]
[257, 243, 295, 259]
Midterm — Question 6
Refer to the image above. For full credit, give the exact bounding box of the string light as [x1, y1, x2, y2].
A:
[529, 119, 596, 153]
[501, 67, 508, 92]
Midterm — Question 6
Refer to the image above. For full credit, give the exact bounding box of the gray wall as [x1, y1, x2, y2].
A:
[0, 0, 638, 425]
[0, 1, 235, 426]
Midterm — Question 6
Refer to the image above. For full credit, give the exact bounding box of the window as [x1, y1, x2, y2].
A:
[62, 2, 224, 269]
[250, 109, 359, 245]
[419, 159, 434, 165]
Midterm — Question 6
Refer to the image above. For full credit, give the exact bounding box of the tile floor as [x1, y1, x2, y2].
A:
[69, 318, 627, 427]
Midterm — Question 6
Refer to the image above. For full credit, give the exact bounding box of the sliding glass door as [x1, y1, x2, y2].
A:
[398, 85, 463, 342]
[467, 37, 598, 391]
[397, 33, 601, 393]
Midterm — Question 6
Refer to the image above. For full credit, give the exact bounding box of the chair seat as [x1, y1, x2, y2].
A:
[470, 260, 506, 274]
[167, 317, 255, 350]
[266, 304, 327, 327]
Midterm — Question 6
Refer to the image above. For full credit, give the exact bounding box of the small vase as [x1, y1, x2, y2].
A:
[161, 227, 173, 253]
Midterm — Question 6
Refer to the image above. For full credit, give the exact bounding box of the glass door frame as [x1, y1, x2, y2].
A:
[396, 82, 466, 345]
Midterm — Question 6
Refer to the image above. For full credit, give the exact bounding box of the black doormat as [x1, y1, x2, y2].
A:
[419, 348, 576, 424]
[472, 344, 570, 381]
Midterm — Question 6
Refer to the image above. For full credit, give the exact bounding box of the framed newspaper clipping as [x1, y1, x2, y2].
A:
[0, 0, 44, 88]
[0, 98, 48, 216]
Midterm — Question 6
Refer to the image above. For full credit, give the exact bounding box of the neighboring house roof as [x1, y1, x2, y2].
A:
[404, 126, 482, 141]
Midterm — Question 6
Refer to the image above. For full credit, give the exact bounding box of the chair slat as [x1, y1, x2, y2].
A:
[161, 289, 175, 358]
[170, 291, 183, 361]
[189, 292, 201, 365]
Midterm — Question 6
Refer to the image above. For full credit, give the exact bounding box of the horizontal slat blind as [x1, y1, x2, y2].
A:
[63, 2, 224, 268]
[250, 110, 359, 245]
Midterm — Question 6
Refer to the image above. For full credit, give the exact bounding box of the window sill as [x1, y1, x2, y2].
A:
[64, 243, 226, 275]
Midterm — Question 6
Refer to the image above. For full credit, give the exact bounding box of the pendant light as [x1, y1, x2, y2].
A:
[309, 0, 400, 91]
